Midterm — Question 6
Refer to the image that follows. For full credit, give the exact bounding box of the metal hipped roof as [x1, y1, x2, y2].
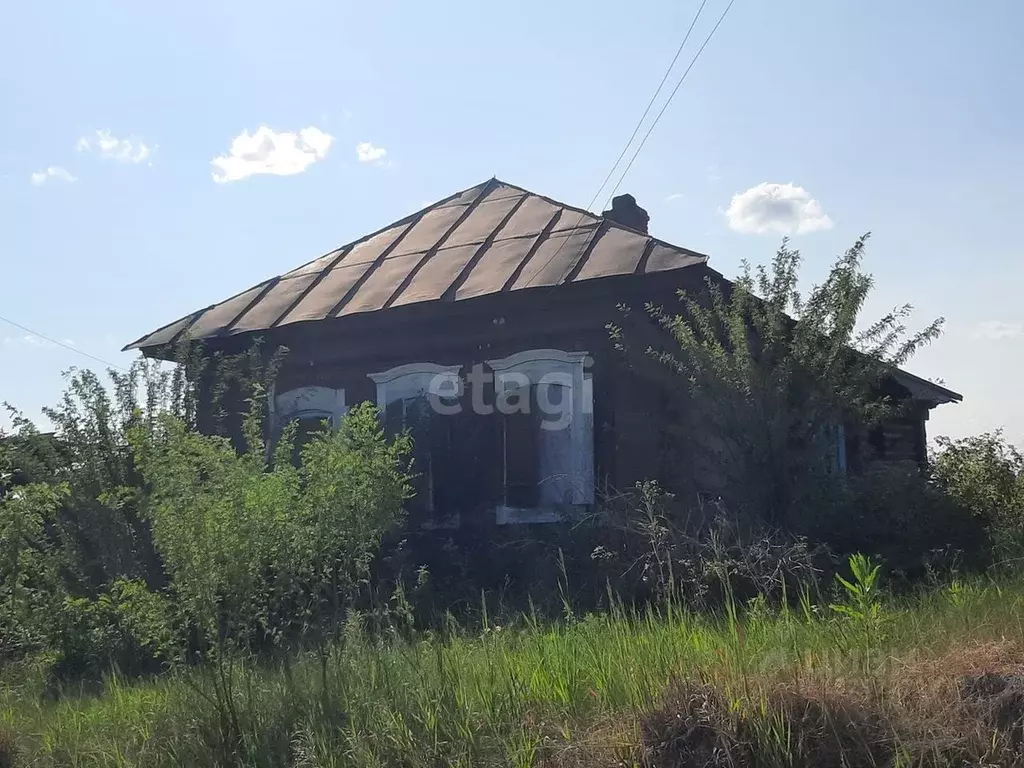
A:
[124, 178, 708, 351]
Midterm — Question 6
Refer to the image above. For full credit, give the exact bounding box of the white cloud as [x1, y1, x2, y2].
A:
[665, 193, 685, 203]
[356, 142, 387, 164]
[77, 130, 153, 164]
[971, 321, 1023, 341]
[725, 182, 834, 235]
[211, 126, 333, 183]
[30, 166, 77, 185]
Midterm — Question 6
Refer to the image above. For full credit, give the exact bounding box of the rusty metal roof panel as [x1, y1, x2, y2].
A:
[337, 252, 424, 316]
[550, 209, 601, 234]
[277, 261, 376, 326]
[391, 243, 482, 307]
[575, 225, 647, 281]
[644, 242, 706, 274]
[231, 273, 320, 333]
[282, 248, 345, 278]
[124, 178, 711, 352]
[125, 313, 198, 350]
[492, 195, 562, 243]
[439, 181, 493, 207]
[454, 235, 542, 301]
[185, 281, 273, 340]
[343, 223, 415, 265]
[442, 192, 525, 249]
[510, 225, 601, 290]
[390, 203, 473, 258]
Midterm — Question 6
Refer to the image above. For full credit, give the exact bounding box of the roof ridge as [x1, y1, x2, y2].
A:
[284, 177, 496, 278]
[494, 177, 709, 260]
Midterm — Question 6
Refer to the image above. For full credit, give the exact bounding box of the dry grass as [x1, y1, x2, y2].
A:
[545, 640, 1024, 768]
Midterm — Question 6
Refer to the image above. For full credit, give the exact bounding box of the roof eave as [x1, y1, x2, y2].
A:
[892, 368, 963, 405]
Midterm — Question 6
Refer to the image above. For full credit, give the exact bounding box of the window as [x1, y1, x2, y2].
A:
[269, 386, 347, 464]
[368, 363, 462, 527]
[487, 349, 594, 524]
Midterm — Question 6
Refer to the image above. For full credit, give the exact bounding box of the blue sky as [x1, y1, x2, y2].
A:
[2, 0, 1022, 444]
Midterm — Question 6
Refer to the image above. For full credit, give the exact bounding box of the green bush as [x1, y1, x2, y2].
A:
[799, 465, 989, 577]
[3, 348, 414, 687]
[932, 431, 1024, 562]
[0, 482, 69, 659]
[53, 579, 175, 679]
[130, 397, 413, 654]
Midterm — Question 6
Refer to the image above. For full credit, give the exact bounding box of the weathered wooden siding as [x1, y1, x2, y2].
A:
[194, 263, 937, 519]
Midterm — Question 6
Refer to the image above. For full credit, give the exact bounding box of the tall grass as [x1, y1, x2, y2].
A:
[3, 573, 1024, 767]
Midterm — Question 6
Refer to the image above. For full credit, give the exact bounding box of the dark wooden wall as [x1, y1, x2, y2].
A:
[182, 264, 936, 517]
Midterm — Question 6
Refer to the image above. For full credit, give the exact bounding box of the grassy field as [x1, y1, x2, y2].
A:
[3, 574, 1024, 767]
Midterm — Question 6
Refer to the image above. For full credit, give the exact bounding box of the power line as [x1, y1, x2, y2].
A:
[525, 0, 730, 289]
[604, 0, 738, 207]
[583, 0, 711, 214]
[0, 315, 129, 371]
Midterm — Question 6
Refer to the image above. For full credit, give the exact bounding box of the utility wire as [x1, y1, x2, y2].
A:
[583, 0, 710, 214]
[603, 0, 738, 208]
[0, 314, 129, 371]
[525, 0, 729, 288]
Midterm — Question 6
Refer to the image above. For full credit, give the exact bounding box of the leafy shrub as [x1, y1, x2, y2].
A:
[805, 464, 990, 577]
[0, 482, 69, 659]
[4, 347, 413, 686]
[53, 579, 175, 679]
[130, 397, 412, 653]
[932, 431, 1024, 561]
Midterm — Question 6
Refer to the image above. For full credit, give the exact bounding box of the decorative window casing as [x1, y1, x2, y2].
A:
[368, 363, 463, 528]
[269, 386, 347, 462]
[368, 363, 463, 410]
[272, 386, 347, 426]
[487, 349, 594, 524]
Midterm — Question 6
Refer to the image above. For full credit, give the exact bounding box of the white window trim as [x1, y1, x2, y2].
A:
[487, 348, 595, 524]
[495, 506, 566, 525]
[368, 362, 463, 527]
[269, 385, 347, 434]
[367, 362, 463, 405]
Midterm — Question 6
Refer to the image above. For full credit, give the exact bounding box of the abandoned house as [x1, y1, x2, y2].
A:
[125, 178, 962, 527]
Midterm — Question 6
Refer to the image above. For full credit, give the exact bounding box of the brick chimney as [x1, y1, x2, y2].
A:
[602, 193, 650, 234]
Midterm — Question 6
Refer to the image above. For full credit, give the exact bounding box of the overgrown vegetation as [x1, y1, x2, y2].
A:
[3, 235, 1024, 765]
[609, 234, 993, 575]
[932, 431, 1024, 564]
[3, 566, 1024, 766]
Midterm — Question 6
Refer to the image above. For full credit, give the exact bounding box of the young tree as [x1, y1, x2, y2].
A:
[613, 235, 943, 527]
